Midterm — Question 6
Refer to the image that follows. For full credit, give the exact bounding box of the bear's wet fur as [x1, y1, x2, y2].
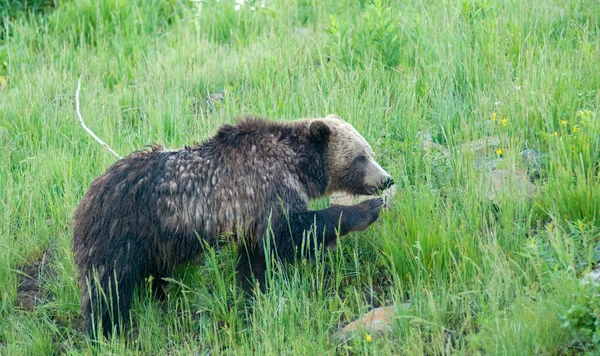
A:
[72, 115, 392, 337]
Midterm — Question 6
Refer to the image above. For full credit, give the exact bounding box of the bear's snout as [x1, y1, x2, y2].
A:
[362, 157, 393, 194]
[380, 176, 394, 189]
[373, 174, 394, 192]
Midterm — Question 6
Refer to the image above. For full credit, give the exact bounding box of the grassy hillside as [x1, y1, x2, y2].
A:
[1, 0, 599, 354]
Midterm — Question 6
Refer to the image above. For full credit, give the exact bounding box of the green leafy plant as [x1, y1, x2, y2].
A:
[563, 283, 600, 349]
[326, 0, 408, 69]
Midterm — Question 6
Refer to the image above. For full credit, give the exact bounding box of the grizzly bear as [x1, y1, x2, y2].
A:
[72, 114, 394, 337]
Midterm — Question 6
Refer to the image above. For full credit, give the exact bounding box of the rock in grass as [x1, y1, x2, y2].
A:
[519, 149, 545, 180]
[485, 168, 538, 203]
[420, 132, 450, 159]
[417, 131, 542, 202]
[420, 132, 501, 159]
[333, 304, 409, 342]
[582, 263, 600, 286]
[458, 136, 501, 154]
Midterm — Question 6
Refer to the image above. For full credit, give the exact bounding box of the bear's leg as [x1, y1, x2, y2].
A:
[274, 197, 384, 260]
[236, 243, 267, 293]
[84, 263, 141, 338]
[151, 275, 168, 301]
[237, 198, 384, 291]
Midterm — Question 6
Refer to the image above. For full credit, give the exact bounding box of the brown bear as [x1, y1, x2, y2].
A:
[72, 114, 394, 337]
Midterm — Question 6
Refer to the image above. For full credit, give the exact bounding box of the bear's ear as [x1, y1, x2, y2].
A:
[325, 114, 342, 121]
[309, 120, 331, 143]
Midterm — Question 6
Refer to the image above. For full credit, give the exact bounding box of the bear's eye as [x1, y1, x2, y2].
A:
[357, 155, 367, 162]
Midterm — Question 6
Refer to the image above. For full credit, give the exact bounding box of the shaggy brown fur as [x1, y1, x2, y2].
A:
[72, 115, 393, 337]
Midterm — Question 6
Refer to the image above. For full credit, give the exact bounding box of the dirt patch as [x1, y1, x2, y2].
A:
[15, 248, 56, 311]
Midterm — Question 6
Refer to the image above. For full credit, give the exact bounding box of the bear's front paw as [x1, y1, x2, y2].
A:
[352, 197, 384, 232]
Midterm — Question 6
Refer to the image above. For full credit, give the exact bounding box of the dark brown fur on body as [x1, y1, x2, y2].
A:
[72, 116, 392, 337]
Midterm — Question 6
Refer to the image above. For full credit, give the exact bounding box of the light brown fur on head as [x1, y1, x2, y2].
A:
[302, 114, 393, 196]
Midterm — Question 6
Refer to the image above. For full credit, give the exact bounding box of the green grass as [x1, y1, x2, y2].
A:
[1, 0, 599, 354]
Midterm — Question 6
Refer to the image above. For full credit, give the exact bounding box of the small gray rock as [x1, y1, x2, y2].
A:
[520, 149, 545, 180]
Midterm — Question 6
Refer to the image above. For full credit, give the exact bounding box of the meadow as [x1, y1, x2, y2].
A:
[1, 0, 599, 354]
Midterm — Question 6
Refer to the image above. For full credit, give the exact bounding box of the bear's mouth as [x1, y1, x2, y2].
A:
[362, 184, 392, 196]
[363, 177, 394, 196]
[363, 186, 379, 196]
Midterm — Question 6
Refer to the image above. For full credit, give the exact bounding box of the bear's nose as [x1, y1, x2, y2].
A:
[382, 177, 394, 189]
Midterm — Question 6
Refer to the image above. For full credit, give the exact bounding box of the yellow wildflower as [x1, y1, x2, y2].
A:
[366, 333, 372, 342]
[560, 120, 567, 126]
[552, 131, 558, 136]
[492, 112, 497, 122]
[497, 148, 503, 156]
[573, 125, 580, 133]
[501, 117, 508, 126]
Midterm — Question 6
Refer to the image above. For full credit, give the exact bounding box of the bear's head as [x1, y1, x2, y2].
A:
[307, 114, 394, 196]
